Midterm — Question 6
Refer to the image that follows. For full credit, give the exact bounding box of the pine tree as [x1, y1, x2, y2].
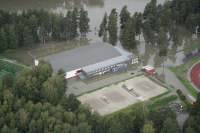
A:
[108, 13, 118, 44]
[186, 13, 197, 35]
[71, 7, 79, 37]
[53, 15, 61, 41]
[179, 3, 186, 24]
[143, 17, 150, 44]
[155, 18, 162, 34]
[28, 15, 38, 42]
[169, 25, 179, 44]
[0, 27, 8, 52]
[134, 12, 143, 42]
[23, 26, 33, 48]
[119, 5, 130, 28]
[8, 25, 18, 49]
[39, 24, 46, 44]
[157, 27, 166, 47]
[79, 8, 90, 35]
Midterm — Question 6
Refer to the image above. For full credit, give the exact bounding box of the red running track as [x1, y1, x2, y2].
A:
[190, 62, 200, 90]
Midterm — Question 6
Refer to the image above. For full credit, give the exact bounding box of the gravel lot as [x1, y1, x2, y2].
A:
[78, 75, 168, 116]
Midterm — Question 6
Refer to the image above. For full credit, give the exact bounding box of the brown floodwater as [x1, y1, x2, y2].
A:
[0, 0, 198, 101]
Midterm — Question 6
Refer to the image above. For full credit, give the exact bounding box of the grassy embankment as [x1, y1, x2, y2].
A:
[167, 43, 200, 56]
[169, 55, 200, 98]
[105, 95, 178, 117]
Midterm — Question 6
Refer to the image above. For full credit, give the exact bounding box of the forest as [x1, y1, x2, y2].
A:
[0, 58, 200, 133]
[0, 7, 90, 52]
[98, 0, 200, 57]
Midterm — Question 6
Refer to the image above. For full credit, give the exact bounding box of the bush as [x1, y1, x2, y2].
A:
[176, 89, 182, 95]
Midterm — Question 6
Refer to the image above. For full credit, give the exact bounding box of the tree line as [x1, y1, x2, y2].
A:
[1, 58, 200, 132]
[0, 8, 90, 52]
[0, 59, 181, 133]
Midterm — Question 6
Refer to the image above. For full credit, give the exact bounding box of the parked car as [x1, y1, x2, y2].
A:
[153, 72, 158, 75]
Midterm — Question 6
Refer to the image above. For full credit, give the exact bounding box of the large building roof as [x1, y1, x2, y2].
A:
[38, 42, 122, 74]
[81, 46, 135, 73]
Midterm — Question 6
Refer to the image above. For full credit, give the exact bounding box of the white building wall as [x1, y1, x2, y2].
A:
[66, 68, 81, 79]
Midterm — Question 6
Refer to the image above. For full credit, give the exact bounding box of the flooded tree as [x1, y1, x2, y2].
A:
[71, 7, 79, 37]
[119, 5, 130, 28]
[108, 13, 118, 44]
[53, 15, 61, 41]
[0, 27, 8, 52]
[134, 12, 143, 43]
[79, 8, 90, 35]
[169, 25, 179, 44]
[23, 26, 33, 48]
[143, 17, 150, 44]
[185, 13, 197, 35]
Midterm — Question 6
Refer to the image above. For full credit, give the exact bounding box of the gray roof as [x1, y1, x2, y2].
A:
[38, 42, 122, 74]
[81, 46, 134, 73]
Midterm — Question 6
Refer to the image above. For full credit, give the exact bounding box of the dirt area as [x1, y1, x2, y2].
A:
[78, 75, 168, 116]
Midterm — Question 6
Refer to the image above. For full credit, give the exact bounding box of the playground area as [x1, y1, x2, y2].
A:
[0, 59, 25, 73]
[78, 75, 168, 116]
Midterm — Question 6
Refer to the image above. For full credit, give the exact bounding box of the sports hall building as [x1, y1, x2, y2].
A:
[34, 42, 138, 80]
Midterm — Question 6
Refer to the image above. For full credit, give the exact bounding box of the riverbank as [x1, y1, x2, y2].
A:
[169, 56, 200, 98]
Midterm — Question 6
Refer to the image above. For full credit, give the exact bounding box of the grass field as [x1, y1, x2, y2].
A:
[0, 60, 25, 73]
[169, 55, 200, 98]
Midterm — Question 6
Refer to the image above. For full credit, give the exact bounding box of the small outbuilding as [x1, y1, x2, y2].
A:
[142, 65, 155, 73]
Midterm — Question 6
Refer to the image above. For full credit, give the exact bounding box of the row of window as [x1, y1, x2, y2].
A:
[88, 65, 116, 75]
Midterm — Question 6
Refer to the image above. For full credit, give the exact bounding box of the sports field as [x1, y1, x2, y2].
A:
[78, 75, 168, 116]
[0, 60, 25, 73]
[0, 69, 8, 82]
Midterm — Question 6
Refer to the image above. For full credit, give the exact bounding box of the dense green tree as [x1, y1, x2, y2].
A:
[2, 73, 14, 88]
[184, 126, 195, 133]
[17, 21, 25, 45]
[1, 125, 11, 133]
[143, 17, 150, 44]
[7, 24, 18, 49]
[63, 11, 72, 39]
[183, 116, 196, 132]
[23, 26, 33, 48]
[53, 15, 61, 41]
[71, 122, 92, 133]
[164, 10, 172, 31]
[143, 2, 156, 20]
[171, 11, 179, 24]
[157, 27, 166, 47]
[190, 92, 200, 116]
[161, 118, 180, 133]
[39, 24, 46, 44]
[108, 13, 118, 44]
[60, 94, 80, 112]
[155, 18, 162, 34]
[0, 13, 4, 29]
[159, 46, 167, 65]
[28, 15, 38, 41]
[103, 12, 108, 28]
[79, 8, 90, 35]
[71, 7, 79, 37]
[119, 5, 130, 28]
[186, 13, 197, 35]
[0, 27, 8, 52]
[169, 25, 179, 44]
[149, 110, 165, 133]
[179, 3, 186, 24]
[140, 124, 155, 133]
[134, 12, 143, 42]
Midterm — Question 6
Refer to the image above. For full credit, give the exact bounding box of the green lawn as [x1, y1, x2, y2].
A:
[14, 62, 28, 67]
[0, 60, 25, 73]
[147, 95, 178, 110]
[0, 55, 6, 59]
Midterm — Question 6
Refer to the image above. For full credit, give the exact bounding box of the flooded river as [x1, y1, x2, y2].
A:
[0, 0, 199, 101]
